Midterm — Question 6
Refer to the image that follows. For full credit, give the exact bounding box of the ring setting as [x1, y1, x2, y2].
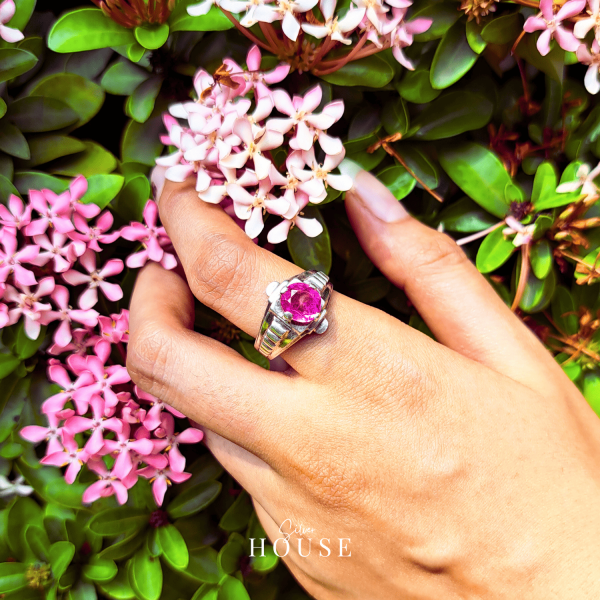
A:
[255, 270, 333, 359]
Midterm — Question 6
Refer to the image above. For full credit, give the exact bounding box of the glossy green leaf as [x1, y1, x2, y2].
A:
[0, 120, 29, 159]
[476, 226, 516, 273]
[185, 547, 221, 583]
[131, 546, 163, 600]
[481, 12, 524, 44]
[65, 48, 113, 80]
[234, 339, 269, 369]
[218, 491, 253, 532]
[7, 496, 43, 561]
[395, 145, 439, 190]
[89, 507, 149, 537]
[134, 23, 170, 50]
[516, 32, 564, 83]
[465, 19, 486, 54]
[517, 259, 556, 313]
[122, 116, 165, 166]
[111, 173, 151, 222]
[0, 49, 37, 84]
[126, 42, 146, 62]
[412, 2, 460, 41]
[192, 584, 220, 600]
[287, 208, 332, 274]
[80, 174, 124, 209]
[7, 0, 36, 31]
[14, 171, 69, 195]
[157, 524, 189, 571]
[439, 142, 514, 218]
[82, 557, 118, 583]
[19, 135, 86, 167]
[218, 575, 251, 600]
[101, 61, 150, 96]
[250, 544, 279, 574]
[0, 563, 27, 594]
[30, 74, 105, 128]
[127, 77, 163, 123]
[167, 481, 222, 519]
[321, 55, 393, 88]
[531, 161, 558, 207]
[438, 197, 498, 232]
[170, 0, 233, 31]
[530, 239, 552, 279]
[551, 286, 579, 336]
[48, 8, 135, 52]
[0, 99, 6, 119]
[396, 69, 441, 104]
[98, 567, 137, 600]
[44, 479, 87, 509]
[583, 372, 600, 416]
[8, 97, 79, 132]
[217, 534, 245, 575]
[409, 91, 493, 140]
[377, 165, 416, 200]
[0, 154, 12, 180]
[0, 355, 21, 378]
[431, 20, 478, 90]
[49, 141, 117, 177]
[68, 581, 97, 600]
[381, 98, 409, 136]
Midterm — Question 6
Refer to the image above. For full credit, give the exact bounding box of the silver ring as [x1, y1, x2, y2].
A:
[254, 270, 333, 360]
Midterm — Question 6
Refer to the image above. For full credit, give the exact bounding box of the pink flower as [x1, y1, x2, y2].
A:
[41, 360, 95, 415]
[101, 423, 155, 480]
[98, 309, 129, 344]
[574, 0, 600, 40]
[137, 464, 192, 506]
[577, 40, 600, 94]
[0, 195, 32, 231]
[71, 211, 120, 253]
[68, 176, 101, 220]
[83, 459, 131, 505]
[62, 250, 124, 309]
[20, 413, 65, 455]
[48, 327, 99, 356]
[524, 0, 586, 56]
[5, 278, 55, 339]
[267, 193, 324, 244]
[25, 189, 74, 236]
[40, 431, 88, 484]
[135, 386, 186, 431]
[47, 285, 99, 348]
[32, 231, 85, 273]
[0, 0, 24, 43]
[152, 413, 204, 472]
[389, 11, 432, 69]
[121, 201, 177, 270]
[0, 229, 39, 287]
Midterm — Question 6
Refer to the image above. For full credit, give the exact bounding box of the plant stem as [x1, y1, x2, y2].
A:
[314, 32, 369, 75]
[456, 221, 506, 246]
[220, 9, 275, 53]
[512, 243, 530, 311]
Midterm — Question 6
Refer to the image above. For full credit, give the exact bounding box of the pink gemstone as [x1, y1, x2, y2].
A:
[280, 282, 321, 324]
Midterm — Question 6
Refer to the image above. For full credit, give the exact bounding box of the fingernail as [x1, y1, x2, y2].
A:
[339, 159, 409, 223]
[151, 166, 167, 203]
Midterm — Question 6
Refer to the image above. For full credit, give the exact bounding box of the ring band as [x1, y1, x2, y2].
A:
[255, 270, 333, 360]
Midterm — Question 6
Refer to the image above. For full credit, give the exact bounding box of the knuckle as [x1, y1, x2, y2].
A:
[189, 232, 255, 310]
[410, 231, 469, 275]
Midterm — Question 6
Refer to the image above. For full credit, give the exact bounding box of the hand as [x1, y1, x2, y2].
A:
[128, 164, 600, 600]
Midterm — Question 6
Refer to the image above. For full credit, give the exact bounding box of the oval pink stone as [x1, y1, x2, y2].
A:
[280, 282, 321, 324]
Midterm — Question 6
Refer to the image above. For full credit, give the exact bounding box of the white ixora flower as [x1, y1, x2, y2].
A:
[503, 216, 535, 247]
[556, 162, 600, 196]
[0, 474, 34, 498]
[302, 0, 366, 44]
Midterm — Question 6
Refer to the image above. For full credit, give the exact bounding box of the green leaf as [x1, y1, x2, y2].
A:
[30, 73, 105, 129]
[167, 481, 222, 519]
[234, 339, 269, 370]
[68, 581, 97, 600]
[111, 173, 151, 222]
[122, 116, 165, 166]
[431, 20, 478, 90]
[465, 19, 486, 54]
[481, 12, 524, 44]
[0, 355, 21, 378]
[218, 491, 253, 532]
[218, 575, 250, 600]
[8, 97, 79, 132]
[530, 239, 553, 279]
[131, 546, 163, 600]
[134, 23, 170, 50]
[127, 77, 163, 123]
[48, 8, 135, 52]
[49, 141, 117, 177]
[583, 372, 600, 417]
[409, 91, 493, 140]
[381, 98, 409, 136]
[101, 61, 150, 96]
[287, 207, 332, 274]
[516, 32, 564, 83]
[185, 548, 221, 583]
[98, 567, 137, 600]
[517, 259, 556, 313]
[14, 171, 69, 195]
[0, 120, 29, 159]
[8, 496, 43, 561]
[531, 161, 558, 208]
[98, 531, 145, 562]
[476, 226, 516, 273]
[80, 174, 124, 209]
[438, 142, 514, 218]
[180, 454, 224, 490]
[126, 42, 146, 63]
[551, 286, 579, 336]
[18, 134, 86, 167]
[412, 2, 460, 41]
[15, 320, 46, 358]
[320, 55, 393, 88]
[192, 584, 220, 600]
[0, 49, 37, 84]
[250, 544, 279, 574]
[44, 478, 87, 509]
[0, 98, 6, 119]
[82, 557, 118, 583]
[6, 0, 36, 31]
[395, 145, 439, 190]
[24, 525, 50, 563]
[88, 507, 149, 537]
[377, 165, 416, 200]
[157, 525, 189, 571]
[169, 0, 233, 31]
[438, 197, 497, 232]
[217, 536, 245, 575]
[396, 69, 441, 104]
[0, 563, 27, 594]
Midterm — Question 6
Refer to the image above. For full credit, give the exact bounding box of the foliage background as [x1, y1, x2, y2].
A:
[1, 0, 600, 598]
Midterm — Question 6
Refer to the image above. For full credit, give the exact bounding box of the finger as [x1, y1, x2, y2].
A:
[154, 175, 438, 382]
[342, 161, 571, 393]
[127, 262, 306, 464]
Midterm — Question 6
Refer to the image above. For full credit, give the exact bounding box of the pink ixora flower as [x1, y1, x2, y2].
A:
[100, 423, 154, 480]
[0, 229, 39, 287]
[135, 386, 186, 431]
[301, 0, 365, 44]
[5, 278, 55, 340]
[83, 459, 131, 505]
[153, 413, 204, 472]
[41, 360, 95, 415]
[98, 309, 129, 344]
[47, 285, 99, 348]
[0, 195, 32, 231]
[20, 412, 66, 456]
[62, 250, 123, 309]
[25, 189, 74, 236]
[71, 211, 120, 253]
[32, 231, 85, 274]
[137, 464, 192, 506]
[388, 10, 432, 69]
[40, 431, 88, 484]
[0, 0, 24, 43]
[524, 0, 586, 56]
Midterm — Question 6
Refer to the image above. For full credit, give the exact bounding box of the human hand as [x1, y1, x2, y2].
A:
[128, 164, 600, 600]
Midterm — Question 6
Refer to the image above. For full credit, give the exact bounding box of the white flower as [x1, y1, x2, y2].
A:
[302, 0, 366, 45]
[556, 162, 600, 196]
[0, 475, 33, 498]
[503, 216, 535, 247]
[576, 40, 600, 94]
[251, 0, 320, 41]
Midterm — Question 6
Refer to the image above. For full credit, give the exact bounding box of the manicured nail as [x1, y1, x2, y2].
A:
[151, 165, 167, 203]
[339, 159, 409, 223]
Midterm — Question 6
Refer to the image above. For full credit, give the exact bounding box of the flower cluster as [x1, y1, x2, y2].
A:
[7, 176, 199, 506]
[187, 0, 430, 72]
[158, 45, 355, 242]
[0, 0, 24, 43]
